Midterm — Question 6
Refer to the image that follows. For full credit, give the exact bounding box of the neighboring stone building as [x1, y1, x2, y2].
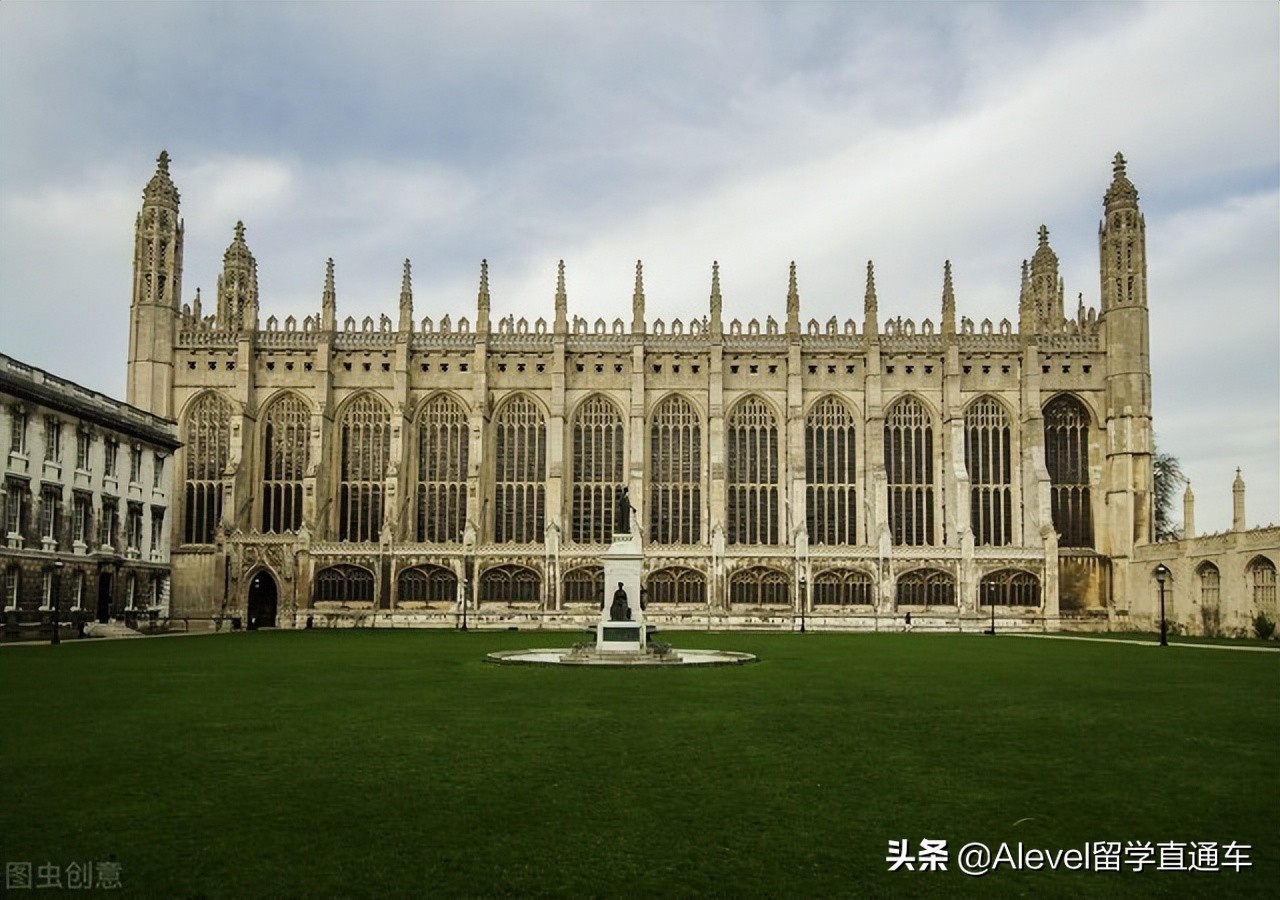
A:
[1, 354, 179, 641]
[122, 151, 1277, 633]
[1136, 474, 1279, 637]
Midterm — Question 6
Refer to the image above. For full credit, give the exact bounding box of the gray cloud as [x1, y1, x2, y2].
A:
[1, 1, 1275, 531]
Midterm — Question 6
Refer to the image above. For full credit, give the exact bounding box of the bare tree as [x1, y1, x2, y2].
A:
[1153, 442, 1186, 541]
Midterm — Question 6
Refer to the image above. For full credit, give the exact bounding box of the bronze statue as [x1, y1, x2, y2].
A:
[610, 582, 630, 621]
[615, 486, 631, 535]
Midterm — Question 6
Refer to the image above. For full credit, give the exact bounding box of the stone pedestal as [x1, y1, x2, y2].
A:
[597, 532, 644, 652]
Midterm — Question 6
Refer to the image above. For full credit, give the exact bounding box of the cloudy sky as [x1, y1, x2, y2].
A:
[1, 2, 1276, 533]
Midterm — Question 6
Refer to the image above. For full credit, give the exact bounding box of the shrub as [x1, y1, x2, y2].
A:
[1252, 612, 1276, 641]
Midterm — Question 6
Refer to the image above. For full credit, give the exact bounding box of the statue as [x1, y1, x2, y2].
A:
[609, 582, 631, 621]
[615, 486, 632, 535]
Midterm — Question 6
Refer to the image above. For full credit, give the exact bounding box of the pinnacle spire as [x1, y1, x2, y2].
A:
[632, 260, 645, 334]
[398, 259, 414, 332]
[321, 258, 336, 331]
[786, 261, 800, 335]
[142, 150, 180, 208]
[709, 260, 723, 337]
[941, 260, 955, 334]
[476, 259, 490, 333]
[863, 260, 878, 335]
[1104, 150, 1139, 209]
[554, 259, 567, 333]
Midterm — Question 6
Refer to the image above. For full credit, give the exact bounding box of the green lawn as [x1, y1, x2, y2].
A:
[2, 631, 1276, 898]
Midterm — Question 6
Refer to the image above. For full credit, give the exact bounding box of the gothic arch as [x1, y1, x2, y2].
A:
[1197, 561, 1222, 635]
[1043, 393, 1093, 548]
[884, 395, 936, 547]
[313, 564, 376, 604]
[978, 569, 1040, 607]
[895, 567, 955, 608]
[726, 394, 781, 545]
[492, 394, 547, 544]
[964, 394, 1014, 547]
[804, 392, 862, 421]
[397, 564, 458, 605]
[1248, 556, 1277, 614]
[646, 566, 706, 605]
[260, 391, 311, 534]
[728, 565, 791, 607]
[812, 568, 874, 607]
[562, 564, 604, 607]
[181, 391, 233, 544]
[479, 564, 541, 605]
[805, 395, 859, 546]
[569, 394, 625, 544]
[415, 394, 469, 543]
[413, 390, 470, 421]
[648, 393, 703, 545]
[335, 392, 392, 542]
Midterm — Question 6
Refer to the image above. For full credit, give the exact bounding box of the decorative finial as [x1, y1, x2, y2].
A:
[157, 150, 171, 174]
[1038, 224, 1050, 247]
[478, 258, 490, 305]
[555, 259, 567, 307]
[401, 259, 412, 293]
[234, 221, 246, 242]
[863, 260, 879, 336]
[1113, 152, 1126, 177]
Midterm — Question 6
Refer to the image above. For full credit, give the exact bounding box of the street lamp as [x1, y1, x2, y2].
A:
[799, 576, 807, 634]
[1154, 564, 1170, 647]
[51, 560, 65, 645]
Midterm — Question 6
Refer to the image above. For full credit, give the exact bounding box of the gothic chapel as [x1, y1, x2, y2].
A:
[126, 151, 1270, 632]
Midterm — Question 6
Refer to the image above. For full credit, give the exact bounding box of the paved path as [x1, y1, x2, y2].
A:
[1010, 633, 1280, 653]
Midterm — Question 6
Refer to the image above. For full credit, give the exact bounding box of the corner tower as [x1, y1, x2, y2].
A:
[127, 151, 184, 417]
[1099, 152, 1153, 552]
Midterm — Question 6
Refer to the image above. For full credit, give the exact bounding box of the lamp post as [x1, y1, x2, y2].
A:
[460, 559, 472, 632]
[799, 576, 807, 634]
[1154, 564, 1169, 647]
[51, 560, 65, 645]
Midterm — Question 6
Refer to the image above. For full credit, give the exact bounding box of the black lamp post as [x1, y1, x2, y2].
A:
[1154, 564, 1169, 647]
[799, 576, 807, 633]
[460, 559, 472, 632]
[51, 560, 64, 645]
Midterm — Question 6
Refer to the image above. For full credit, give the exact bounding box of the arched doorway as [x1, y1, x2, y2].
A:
[247, 570, 278, 630]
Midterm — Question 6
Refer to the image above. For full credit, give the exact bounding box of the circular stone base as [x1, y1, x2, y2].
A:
[485, 648, 757, 668]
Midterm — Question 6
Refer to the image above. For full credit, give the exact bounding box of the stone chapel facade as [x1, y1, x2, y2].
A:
[124, 151, 1277, 632]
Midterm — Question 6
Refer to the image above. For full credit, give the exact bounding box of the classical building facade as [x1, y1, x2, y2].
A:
[124, 151, 1277, 632]
[2, 354, 179, 640]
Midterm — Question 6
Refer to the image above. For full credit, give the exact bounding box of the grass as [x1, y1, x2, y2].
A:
[2, 630, 1276, 898]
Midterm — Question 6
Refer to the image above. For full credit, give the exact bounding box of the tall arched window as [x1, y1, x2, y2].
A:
[806, 397, 857, 545]
[338, 394, 390, 542]
[896, 568, 954, 607]
[1250, 557, 1277, 614]
[571, 396, 624, 544]
[1044, 394, 1093, 547]
[649, 395, 701, 544]
[727, 396, 779, 545]
[728, 566, 789, 606]
[261, 393, 310, 533]
[182, 393, 232, 544]
[979, 569, 1040, 606]
[965, 396, 1012, 546]
[417, 395, 469, 543]
[812, 568, 874, 607]
[885, 397, 934, 546]
[493, 395, 546, 544]
[646, 567, 706, 605]
[1198, 562, 1221, 635]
